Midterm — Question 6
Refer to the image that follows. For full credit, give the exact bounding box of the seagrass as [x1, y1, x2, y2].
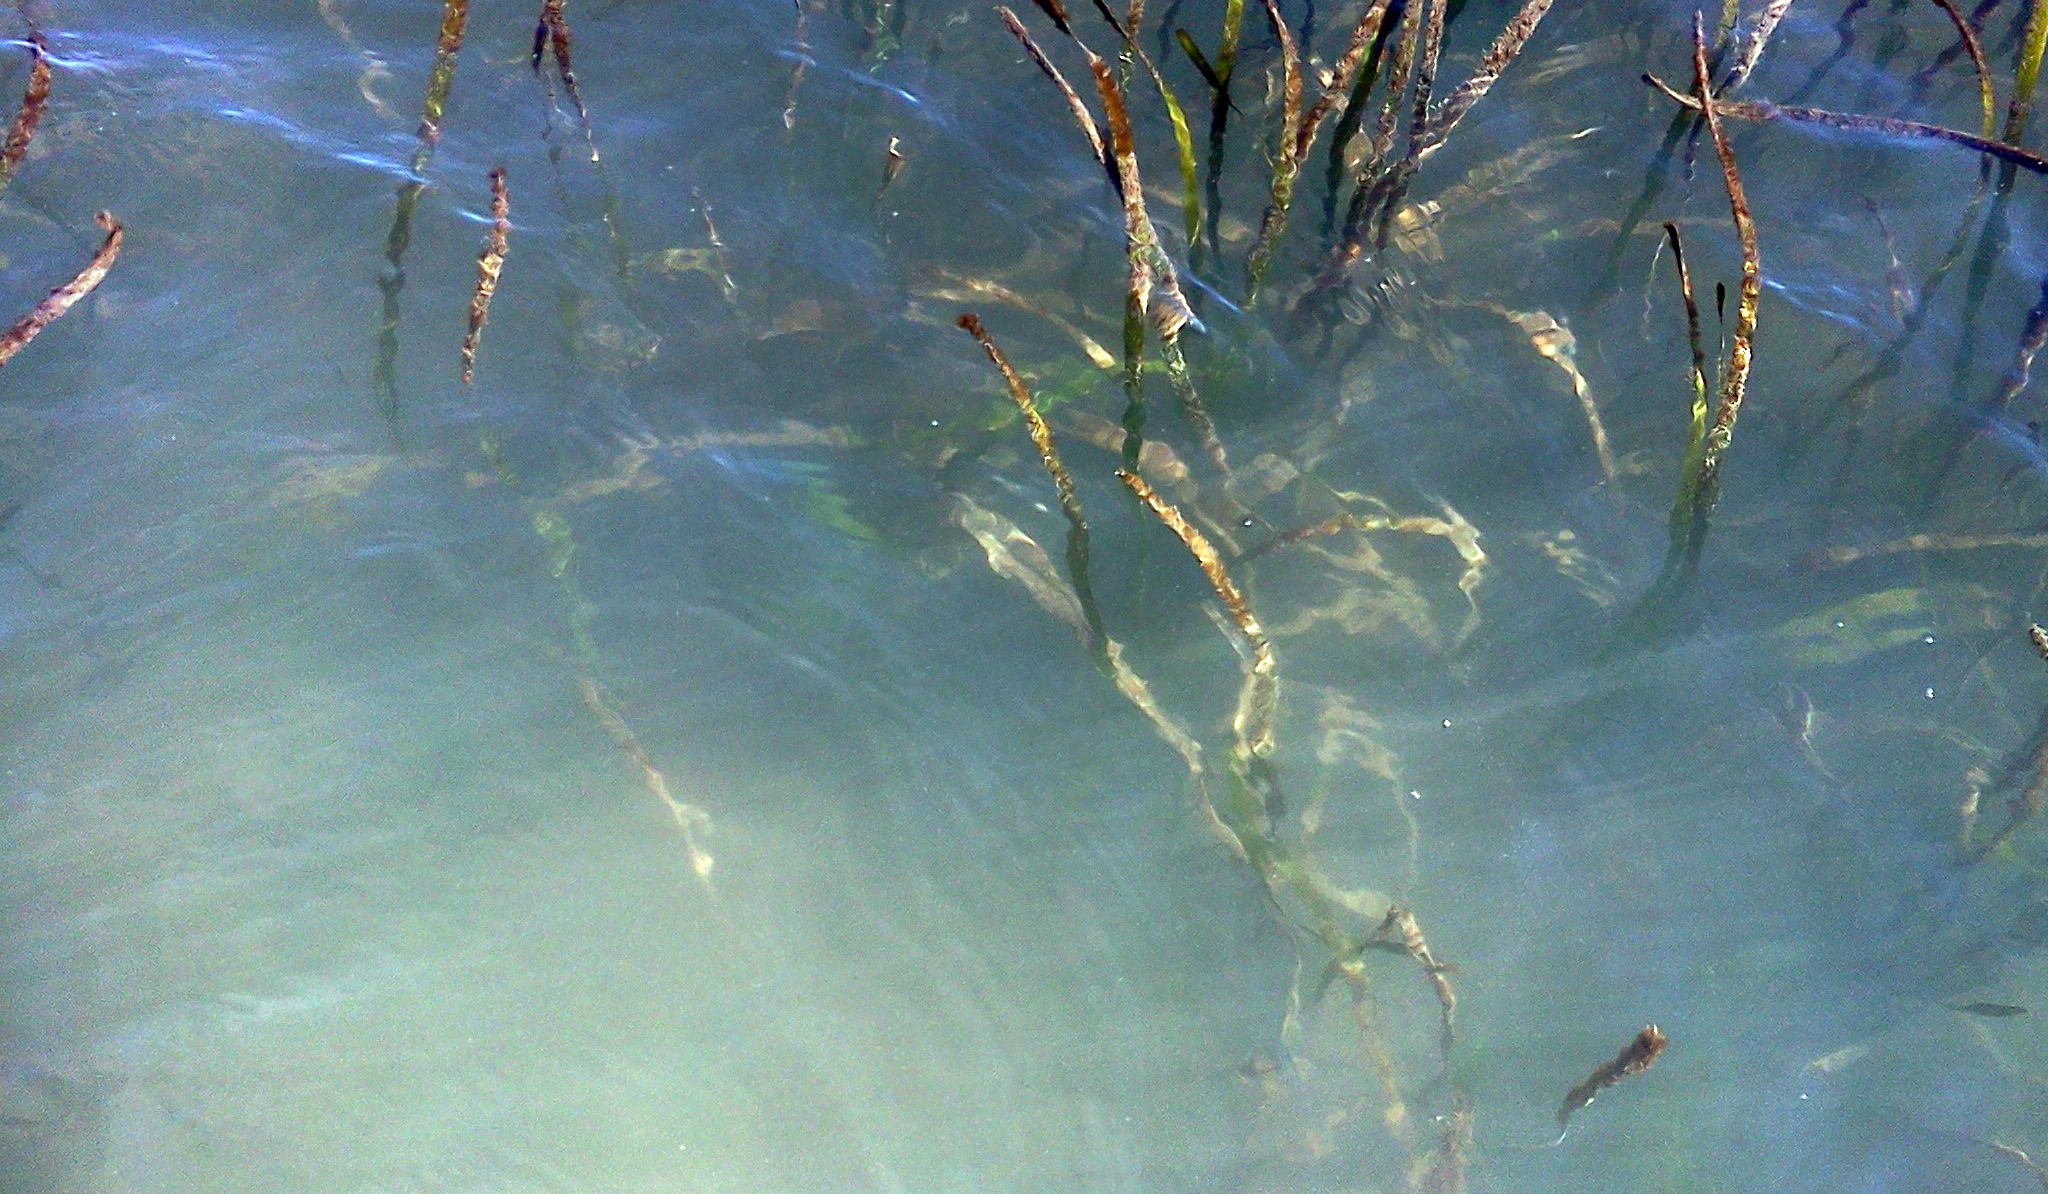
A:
[0, 212, 122, 367]
[0, 33, 48, 198]
[460, 168, 510, 386]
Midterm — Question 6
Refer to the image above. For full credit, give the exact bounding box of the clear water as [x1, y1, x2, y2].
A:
[3, 0, 2046, 1190]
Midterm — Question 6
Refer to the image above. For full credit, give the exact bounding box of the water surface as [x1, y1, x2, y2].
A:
[3, 1, 2047, 1190]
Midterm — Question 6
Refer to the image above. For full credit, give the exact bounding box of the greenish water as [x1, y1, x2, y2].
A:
[2, 0, 2046, 1190]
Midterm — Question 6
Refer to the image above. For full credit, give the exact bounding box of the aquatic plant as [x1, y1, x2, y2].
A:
[0, 211, 121, 368]
[1553, 1024, 1668, 1144]
[0, 32, 48, 200]
[533, 0, 598, 162]
[460, 168, 511, 386]
[1650, 15, 1761, 589]
[374, 0, 473, 418]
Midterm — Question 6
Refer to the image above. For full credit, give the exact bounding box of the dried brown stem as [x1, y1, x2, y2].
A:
[0, 212, 122, 368]
[1928, 0, 1996, 138]
[1721, 0, 1794, 94]
[1334, 0, 1421, 250]
[1117, 468, 1274, 757]
[1555, 1024, 1668, 1139]
[0, 33, 49, 198]
[1661, 15, 1760, 575]
[1369, 0, 1448, 250]
[957, 312, 1113, 656]
[1088, 55, 1191, 335]
[1642, 72, 2048, 177]
[460, 168, 510, 386]
[1244, 0, 1395, 299]
[1697, 20, 1759, 472]
[1373, 905, 1456, 1056]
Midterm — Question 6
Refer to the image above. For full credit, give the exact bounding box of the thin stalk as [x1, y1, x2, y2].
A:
[534, 0, 598, 162]
[1084, 0, 1203, 252]
[1246, 0, 1394, 300]
[460, 168, 511, 386]
[1663, 222, 1711, 510]
[2002, 0, 2048, 149]
[1721, 0, 1795, 94]
[1417, 0, 1554, 160]
[1641, 73, 2048, 176]
[0, 211, 122, 367]
[1117, 468, 1276, 762]
[1321, 0, 1406, 236]
[957, 312, 1111, 653]
[1662, 15, 1760, 581]
[375, 0, 472, 422]
[0, 33, 48, 199]
[1368, 0, 1447, 250]
[1341, 0, 1421, 247]
[1243, 0, 1303, 300]
[997, 7, 1114, 189]
[1929, 0, 1998, 138]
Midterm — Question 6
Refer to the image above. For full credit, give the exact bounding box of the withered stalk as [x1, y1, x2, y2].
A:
[1555, 1024, 1668, 1141]
[0, 33, 49, 198]
[460, 168, 510, 386]
[0, 212, 122, 368]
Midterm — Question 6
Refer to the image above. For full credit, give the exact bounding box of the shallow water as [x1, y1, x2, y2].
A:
[3, 0, 2047, 1190]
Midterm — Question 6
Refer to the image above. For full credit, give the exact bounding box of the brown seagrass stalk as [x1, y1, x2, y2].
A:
[460, 168, 510, 386]
[0, 32, 49, 199]
[1642, 75, 2048, 178]
[0, 212, 122, 368]
[1554, 1024, 1667, 1142]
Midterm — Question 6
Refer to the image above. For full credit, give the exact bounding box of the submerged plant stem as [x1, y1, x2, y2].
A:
[1554, 1024, 1668, 1142]
[0, 33, 49, 199]
[1930, 0, 1998, 138]
[1642, 73, 2048, 177]
[1117, 468, 1275, 758]
[957, 313, 1110, 651]
[418, 0, 470, 148]
[1662, 17, 1760, 579]
[535, 0, 598, 161]
[0, 212, 122, 368]
[461, 168, 511, 386]
[375, 0, 473, 418]
[581, 678, 716, 888]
